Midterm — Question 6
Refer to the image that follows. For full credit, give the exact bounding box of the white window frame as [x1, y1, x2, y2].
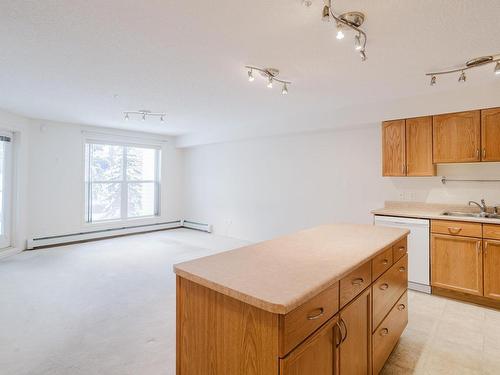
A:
[84, 139, 161, 224]
[0, 131, 13, 249]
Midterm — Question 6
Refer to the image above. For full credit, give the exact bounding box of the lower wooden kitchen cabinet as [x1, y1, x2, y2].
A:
[279, 316, 337, 375]
[484, 239, 500, 300]
[431, 233, 483, 296]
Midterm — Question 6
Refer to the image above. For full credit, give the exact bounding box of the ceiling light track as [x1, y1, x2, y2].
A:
[318, 0, 368, 61]
[124, 110, 166, 122]
[245, 66, 292, 95]
[426, 55, 500, 86]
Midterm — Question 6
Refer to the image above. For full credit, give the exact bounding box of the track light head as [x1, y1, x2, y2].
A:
[322, 5, 330, 22]
[248, 69, 255, 82]
[359, 50, 366, 61]
[458, 71, 466, 82]
[430, 75, 437, 86]
[124, 113, 129, 121]
[354, 34, 362, 50]
[495, 62, 500, 75]
[160, 115, 165, 122]
[142, 113, 146, 121]
[267, 77, 273, 88]
[282, 83, 288, 95]
[336, 23, 345, 40]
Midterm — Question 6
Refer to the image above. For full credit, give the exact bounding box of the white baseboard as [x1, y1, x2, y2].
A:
[27, 220, 183, 249]
[408, 282, 431, 294]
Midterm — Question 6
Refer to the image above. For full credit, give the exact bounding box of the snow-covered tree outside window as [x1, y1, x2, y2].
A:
[84, 142, 160, 223]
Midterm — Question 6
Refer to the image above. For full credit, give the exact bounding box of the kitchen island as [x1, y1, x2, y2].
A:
[174, 224, 409, 375]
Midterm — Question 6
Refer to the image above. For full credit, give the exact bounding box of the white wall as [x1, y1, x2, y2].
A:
[27, 120, 183, 239]
[182, 125, 500, 242]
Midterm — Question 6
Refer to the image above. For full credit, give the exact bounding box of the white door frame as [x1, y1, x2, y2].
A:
[0, 131, 13, 249]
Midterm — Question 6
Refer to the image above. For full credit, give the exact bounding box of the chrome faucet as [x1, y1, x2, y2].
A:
[468, 199, 487, 216]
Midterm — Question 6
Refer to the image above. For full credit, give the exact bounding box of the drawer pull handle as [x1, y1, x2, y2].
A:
[380, 328, 389, 336]
[397, 304, 406, 311]
[448, 227, 462, 235]
[307, 307, 324, 320]
[398, 247, 406, 252]
[399, 267, 406, 272]
[379, 283, 389, 290]
[382, 259, 389, 265]
[351, 277, 364, 286]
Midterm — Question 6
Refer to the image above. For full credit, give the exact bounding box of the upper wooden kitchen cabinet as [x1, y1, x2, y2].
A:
[405, 116, 436, 176]
[432, 110, 481, 163]
[481, 108, 500, 161]
[382, 117, 435, 176]
[382, 120, 406, 176]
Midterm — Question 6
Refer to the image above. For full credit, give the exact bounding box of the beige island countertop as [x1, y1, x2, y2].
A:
[173, 224, 408, 314]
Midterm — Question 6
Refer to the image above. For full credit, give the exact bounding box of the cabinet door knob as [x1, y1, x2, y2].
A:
[351, 277, 364, 286]
[483, 149, 486, 159]
[476, 241, 481, 254]
[306, 307, 324, 320]
[379, 283, 389, 290]
[340, 318, 348, 343]
[398, 246, 406, 252]
[380, 328, 389, 336]
[476, 149, 480, 159]
[397, 304, 406, 311]
[485, 241, 488, 255]
[399, 267, 406, 272]
[382, 259, 389, 265]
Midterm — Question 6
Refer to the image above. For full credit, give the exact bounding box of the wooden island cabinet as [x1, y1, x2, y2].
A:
[175, 225, 409, 375]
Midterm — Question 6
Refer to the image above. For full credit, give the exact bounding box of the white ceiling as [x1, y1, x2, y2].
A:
[1, 0, 500, 146]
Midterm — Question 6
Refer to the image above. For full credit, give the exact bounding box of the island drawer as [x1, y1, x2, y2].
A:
[392, 237, 407, 262]
[483, 224, 500, 240]
[431, 220, 482, 238]
[372, 254, 408, 330]
[372, 247, 393, 280]
[279, 282, 339, 357]
[373, 291, 408, 375]
[340, 261, 372, 307]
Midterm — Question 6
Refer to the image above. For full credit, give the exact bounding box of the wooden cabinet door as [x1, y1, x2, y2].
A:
[280, 316, 338, 375]
[433, 110, 481, 163]
[406, 116, 436, 176]
[382, 120, 406, 176]
[339, 288, 371, 375]
[484, 240, 500, 300]
[481, 108, 500, 161]
[431, 234, 483, 295]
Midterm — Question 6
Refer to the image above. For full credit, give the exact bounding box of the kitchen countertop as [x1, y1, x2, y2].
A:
[173, 224, 408, 314]
[372, 201, 500, 225]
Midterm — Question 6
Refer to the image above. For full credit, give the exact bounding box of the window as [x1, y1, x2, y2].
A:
[0, 133, 12, 248]
[84, 141, 160, 223]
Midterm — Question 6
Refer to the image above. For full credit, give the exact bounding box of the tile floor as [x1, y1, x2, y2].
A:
[0, 229, 499, 374]
[382, 290, 500, 374]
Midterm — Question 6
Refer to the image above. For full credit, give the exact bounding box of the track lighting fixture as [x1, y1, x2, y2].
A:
[267, 77, 273, 88]
[282, 83, 288, 95]
[244, 66, 292, 95]
[123, 110, 167, 123]
[306, 1, 368, 61]
[354, 34, 362, 50]
[336, 23, 345, 40]
[426, 55, 500, 85]
[248, 69, 255, 82]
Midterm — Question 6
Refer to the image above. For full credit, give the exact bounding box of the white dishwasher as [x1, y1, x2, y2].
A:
[374, 215, 430, 293]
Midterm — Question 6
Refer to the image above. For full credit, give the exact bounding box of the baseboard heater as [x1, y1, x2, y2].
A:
[182, 220, 213, 233]
[27, 220, 183, 249]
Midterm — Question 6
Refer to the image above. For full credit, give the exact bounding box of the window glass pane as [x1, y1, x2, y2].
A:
[91, 182, 121, 221]
[0, 142, 4, 234]
[127, 182, 155, 217]
[90, 144, 123, 181]
[126, 147, 156, 181]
